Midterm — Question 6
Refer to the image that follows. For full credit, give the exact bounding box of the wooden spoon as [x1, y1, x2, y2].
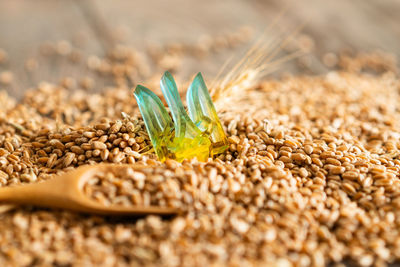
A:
[0, 164, 178, 215]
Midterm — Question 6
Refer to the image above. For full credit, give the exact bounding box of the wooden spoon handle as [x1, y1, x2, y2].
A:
[0, 183, 83, 211]
[0, 184, 44, 205]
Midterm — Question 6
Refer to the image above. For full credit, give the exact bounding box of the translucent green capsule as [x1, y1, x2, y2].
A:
[187, 73, 229, 156]
[133, 71, 227, 162]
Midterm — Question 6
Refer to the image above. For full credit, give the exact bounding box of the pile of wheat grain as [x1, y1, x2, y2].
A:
[0, 66, 399, 267]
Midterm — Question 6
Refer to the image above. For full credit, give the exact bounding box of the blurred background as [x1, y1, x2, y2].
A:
[0, 0, 399, 98]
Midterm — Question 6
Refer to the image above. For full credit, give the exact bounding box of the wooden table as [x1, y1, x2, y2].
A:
[0, 0, 399, 98]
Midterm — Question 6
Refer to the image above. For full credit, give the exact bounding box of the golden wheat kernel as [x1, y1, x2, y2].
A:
[63, 152, 75, 167]
[82, 131, 96, 138]
[77, 155, 85, 162]
[10, 138, 20, 148]
[373, 173, 387, 181]
[135, 136, 144, 144]
[374, 179, 393, 187]
[0, 149, 7, 157]
[95, 130, 105, 137]
[109, 120, 123, 134]
[92, 149, 101, 157]
[342, 171, 359, 180]
[32, 142, 45, 148]
[247, 133, 259, 141]
[98, 135, 108, 143]
[313, 177, 326, 186]
[279, 150, 291, 158]
[70, 146, 84, 155]
[270, 130, 283, 139]
[59, 135, 71, 143]
[64, 142, 74, 149]
[371, 165, 386, 174]
[120, 133, 129, 141]
[326, 158, 341, 166]
[106, 133, 116, 144]
[36, 158, 50, 167]
[228, 136, 240, 145]
[4, 164, 14, 175]
[0, 169, 8, 178]
[74, 137, 88, 145]
[51, 140, 65, 150]
[46, 153, 57, 168]
[303, 144, 313, 155]
[112, 138, 122, 146]
[95, 123, 110, 131]
[298, 168, 308, 178]
[277, 156, 290, 163]
[125, 156, 134, 164]
[127, 138, 136, 146]
[330, 166, 345, 175]
[342, 183, 357, 194]
[92, 141, 107, 150]
[320, 152, 336, 159]
[109, 148, 119, 156]
[7, 154, 19, 163]
[100, 149, 109, 161]
[4, 141, 14, 152]
[82, 147, 92, 157]
[311, 158, 323, 168]
[292, 153, 306, 162]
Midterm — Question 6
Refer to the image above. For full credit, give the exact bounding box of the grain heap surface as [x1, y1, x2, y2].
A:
[1, 69, 400, 267]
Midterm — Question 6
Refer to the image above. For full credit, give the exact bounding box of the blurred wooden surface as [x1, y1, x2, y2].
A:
[0, 1, 399, 266]
[0, 0, 399, 97]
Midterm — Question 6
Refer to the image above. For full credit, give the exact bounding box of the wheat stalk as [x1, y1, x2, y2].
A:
[211, 23, 306, 110]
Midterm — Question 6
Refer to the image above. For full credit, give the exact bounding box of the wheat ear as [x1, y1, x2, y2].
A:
[211, 23, 306, 110]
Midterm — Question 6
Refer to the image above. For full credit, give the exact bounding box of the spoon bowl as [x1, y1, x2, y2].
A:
[0, 164, 178, 215]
